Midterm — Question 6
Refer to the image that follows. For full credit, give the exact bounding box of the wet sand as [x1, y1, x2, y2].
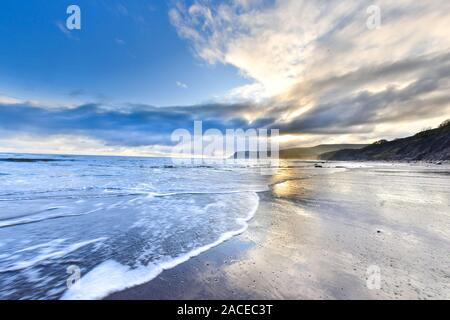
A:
[107, 163, 450, 300]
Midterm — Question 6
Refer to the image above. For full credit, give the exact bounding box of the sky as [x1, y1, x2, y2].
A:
[1, 0, 450, 156]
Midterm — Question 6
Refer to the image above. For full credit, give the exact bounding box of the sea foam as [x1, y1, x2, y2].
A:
[61, 192, 259, 300]
[0, 155, 267, 299]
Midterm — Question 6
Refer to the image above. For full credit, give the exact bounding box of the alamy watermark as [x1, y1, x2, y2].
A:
[366, 5, 381, 30]
[366, 265, 381, 290]
[170, 121, 280, 173]
[66, 264, 81, 289]
[66, 5, 81, 30]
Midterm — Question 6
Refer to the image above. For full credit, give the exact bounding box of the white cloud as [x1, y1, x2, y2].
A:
[170, 0, 450, 145]
[0, 134, 173, 157]
[170, 0, 450, 96]
[2, 1, 450, 155]
[115, 38, 126, 45]
[176, 81, 188, 89]
[0, 95, 22, 104]
[55, 21, 78, 40]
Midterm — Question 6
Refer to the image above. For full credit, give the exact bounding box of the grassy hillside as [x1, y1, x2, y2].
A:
[320, 120, 450, 161]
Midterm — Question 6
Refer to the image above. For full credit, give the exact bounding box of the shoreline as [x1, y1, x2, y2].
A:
[106, 187, 380, 300]
[105, 191, 266, 300]
[106, 163, 450, 300]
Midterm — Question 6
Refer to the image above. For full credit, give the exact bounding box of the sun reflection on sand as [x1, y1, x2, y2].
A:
[270, 165, 315, 199]
[272, 180, 293, 197]
[217, 165, 330, 298]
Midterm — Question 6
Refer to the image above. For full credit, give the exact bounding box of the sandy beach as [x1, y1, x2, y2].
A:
[107, 162, 450, 300]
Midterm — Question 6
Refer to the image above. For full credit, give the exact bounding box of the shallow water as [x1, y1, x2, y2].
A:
[1, 155, 449, 299]
[108, 160, 450, 300]
[0, 154, 267, 299]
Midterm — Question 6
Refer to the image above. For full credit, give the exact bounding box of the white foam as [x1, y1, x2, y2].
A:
[15, 238, 67, 253]
[0, 237, 107, 273]
[147, 187, 269, 198]
[61, 192, 260, 300]
[0, 208, 102, 228]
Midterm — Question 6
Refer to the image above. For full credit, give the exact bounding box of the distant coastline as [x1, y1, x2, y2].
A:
[320, 120, 450, 162]
[231, 120, 450, 162]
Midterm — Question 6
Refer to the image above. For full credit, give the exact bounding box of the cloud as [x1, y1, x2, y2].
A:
[0, 95, 22, 104]
[109, 2, 149, 26]
[2, 1, 450, 155]
[115, 38, 126, 46]
[176, 81, 189, 89]
[2, 48, 449, 156]
[0, 133, 174, 157]
[0, 101, 257, 152]
[170, 0, 450, 96]
[116, 3, 129, 16]
[55, 21, 78, 40]
[168, 0, 450, 142]
[273, 51, 450, 133]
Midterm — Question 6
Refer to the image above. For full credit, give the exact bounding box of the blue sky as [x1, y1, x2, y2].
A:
[0, 0, 248, 107]
[0, 0, 449, 155]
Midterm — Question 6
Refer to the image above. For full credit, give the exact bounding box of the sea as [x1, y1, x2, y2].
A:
[0, 153, 268, 299]
[1, 153, 449, 299]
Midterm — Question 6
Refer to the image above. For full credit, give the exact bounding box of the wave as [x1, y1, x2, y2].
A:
[0, 158, 62, 163]
[0, 208, 103, 229]
[0, 187, 268, 229]
[0, 185, 269, 202]
[61, 192, 260, 300]
[0, 237, 107, 273]
[146, 187, 269, 198]
[0, 192, 143, 202]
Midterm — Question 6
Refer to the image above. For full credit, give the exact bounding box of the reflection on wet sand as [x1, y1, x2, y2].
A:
[221, 163, 450, 299]
[108, 162, 450, 300]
